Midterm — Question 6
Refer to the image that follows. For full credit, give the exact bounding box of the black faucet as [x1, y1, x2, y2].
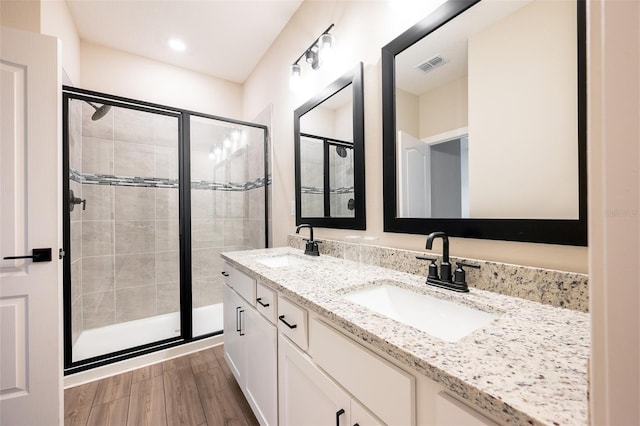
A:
[417, 231, 479, 292]
[296, 224, 320, 256]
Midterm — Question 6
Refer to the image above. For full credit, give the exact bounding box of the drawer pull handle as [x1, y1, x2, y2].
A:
[257, 297, 270, 308]
[278, 315, 297, 329]
[235, 306, 242, 332]
[239, 309, 245, 336]
[336, 408, 345, 426]
[221, 271, 229, 277]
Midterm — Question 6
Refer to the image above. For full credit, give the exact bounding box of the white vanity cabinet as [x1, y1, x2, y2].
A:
[278, 334, 382, 426]
[222, 259, 502, 426]
[222, 263, 277, 426]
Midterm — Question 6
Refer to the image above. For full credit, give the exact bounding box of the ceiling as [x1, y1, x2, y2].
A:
[395, 0, 531, 96]
[66, 0, 303, 84]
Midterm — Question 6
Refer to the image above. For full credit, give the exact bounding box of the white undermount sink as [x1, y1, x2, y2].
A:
[343, 284, 500, 342]
[256, 255, 309, 268]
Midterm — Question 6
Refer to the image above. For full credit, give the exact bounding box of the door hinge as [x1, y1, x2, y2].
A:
[59, 248, 65, 259]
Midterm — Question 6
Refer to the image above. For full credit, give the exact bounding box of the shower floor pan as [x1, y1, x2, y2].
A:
[72, 303, 223, 362]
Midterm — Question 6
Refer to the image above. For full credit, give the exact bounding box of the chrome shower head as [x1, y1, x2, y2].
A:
[85, 101, 112, 121]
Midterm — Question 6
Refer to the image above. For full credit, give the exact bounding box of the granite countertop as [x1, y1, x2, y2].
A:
[221, 247, 590, 426]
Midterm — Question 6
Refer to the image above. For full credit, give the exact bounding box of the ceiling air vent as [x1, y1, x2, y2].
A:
[415, 55, 449, 74]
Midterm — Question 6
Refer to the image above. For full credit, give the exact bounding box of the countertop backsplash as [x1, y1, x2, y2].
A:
[287, 234, 589, 312]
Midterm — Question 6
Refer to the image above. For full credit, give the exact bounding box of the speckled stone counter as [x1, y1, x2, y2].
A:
[221, 247, 590, 426]
[288, 234, 589, 312]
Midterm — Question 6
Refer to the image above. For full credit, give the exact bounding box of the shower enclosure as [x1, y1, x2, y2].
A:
[63, 87, 268, 373]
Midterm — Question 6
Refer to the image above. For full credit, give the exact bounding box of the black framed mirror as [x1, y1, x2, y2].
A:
[382, 0, 586, 245]
[295, 62, 365, 230]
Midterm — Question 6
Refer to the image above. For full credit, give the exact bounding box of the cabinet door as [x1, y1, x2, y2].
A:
[223, 284, 245, 385]
[351, 399, 383, 426]
[279, 335, 351, 426]
[245, 307, 278, 426]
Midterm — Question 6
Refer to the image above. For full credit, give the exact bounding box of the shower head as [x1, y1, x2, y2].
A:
[85, 101, 112, 121]
[336, 146, 348, 158]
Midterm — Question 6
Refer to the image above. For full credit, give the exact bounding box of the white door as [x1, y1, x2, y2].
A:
[0, 26, 62, 425]
[397, 130, 431, 217]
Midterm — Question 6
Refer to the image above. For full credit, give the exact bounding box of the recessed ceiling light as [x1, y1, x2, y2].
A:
[168, 38, 186, 52]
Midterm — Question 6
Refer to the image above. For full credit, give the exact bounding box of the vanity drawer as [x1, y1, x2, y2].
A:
[309, 318, 415, 426]
[256, 282, 276, 324]
[228, 264, 256, 304]
[277, 296, 308, 350]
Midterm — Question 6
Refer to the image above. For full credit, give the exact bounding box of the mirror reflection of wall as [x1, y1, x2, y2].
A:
[294, 62, 365, 230]
[395, 0, 578, 220]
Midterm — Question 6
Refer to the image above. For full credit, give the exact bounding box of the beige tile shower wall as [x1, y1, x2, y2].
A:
[191, 186, 226, 308]
[79, 104, 181, 331]
[244, 187, 266, 249]
[69, 100, 83, 346]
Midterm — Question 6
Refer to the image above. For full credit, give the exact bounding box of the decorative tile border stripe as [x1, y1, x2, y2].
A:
[301, 186, 355, 195]
[70, 169, 270, 191]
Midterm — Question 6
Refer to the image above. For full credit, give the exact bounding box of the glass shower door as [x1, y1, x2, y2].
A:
[66, 95, 182, 364]
[189, 115, 267, 337]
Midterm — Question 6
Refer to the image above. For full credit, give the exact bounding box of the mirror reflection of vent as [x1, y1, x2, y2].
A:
[415, 55, 449, 74]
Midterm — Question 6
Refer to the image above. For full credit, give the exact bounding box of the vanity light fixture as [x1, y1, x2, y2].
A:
[289, 24, 335, 91]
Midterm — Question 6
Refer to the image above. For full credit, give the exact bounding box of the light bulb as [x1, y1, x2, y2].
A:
[318, 33, 335, 65]
[289, 63, 302, 92]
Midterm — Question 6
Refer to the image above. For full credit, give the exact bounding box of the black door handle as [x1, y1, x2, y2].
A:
[236, 307, 242, 332]
[336, 408, 345, 426]
[278, 315, 297, 329]
[257, 297, 270, 307]
[221, 271, 229, 277]
[4, 248, 52, 263]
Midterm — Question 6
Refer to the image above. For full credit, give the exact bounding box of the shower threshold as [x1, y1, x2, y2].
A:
[72, 303, 223, 362]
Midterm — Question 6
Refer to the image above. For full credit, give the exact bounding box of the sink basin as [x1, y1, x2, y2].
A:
[257, 255, 309, 268]
[343, 284, 499, 342]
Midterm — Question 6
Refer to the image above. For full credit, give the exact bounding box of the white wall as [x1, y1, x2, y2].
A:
[467, 0, 578, 219]
[242, 0, 587, 273]
[589, 0, 640, 423]
[80, 41, 242, 118]
[0, 0, 40, 33]
[41, 0, 80, 84]
[1, 0, 80, 85]
[418, 75, 467, 139]
[396, 88, 420, 139]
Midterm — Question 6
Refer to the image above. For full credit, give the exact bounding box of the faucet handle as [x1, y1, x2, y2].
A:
[415, 255, 437, 261]
[416, 256, 439, 280]
[453, 262, 480, 286]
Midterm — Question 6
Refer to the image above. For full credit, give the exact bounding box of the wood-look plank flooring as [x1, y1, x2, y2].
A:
[64, 345, 259, 426]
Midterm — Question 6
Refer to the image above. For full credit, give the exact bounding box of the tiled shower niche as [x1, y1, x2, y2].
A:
[67, 96, 266, 364]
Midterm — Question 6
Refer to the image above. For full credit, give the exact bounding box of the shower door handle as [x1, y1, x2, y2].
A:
[4, 248, 52, 263]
